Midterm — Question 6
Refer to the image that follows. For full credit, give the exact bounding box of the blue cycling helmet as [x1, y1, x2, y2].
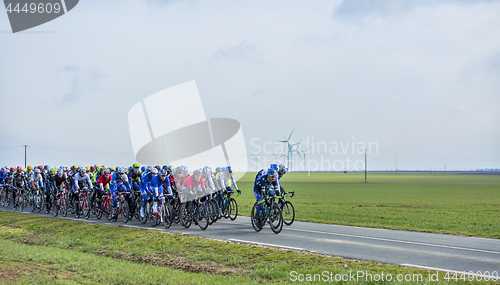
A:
[226, 166, 232, 172]
[267, 168, 277, 177]
[215, 167, 221, 173]
[159, 169, 167, 176]
[141, 166, 146, 172]
[270, 164, 278, 172]
[221, 167, 226, 172]
[117, 167, 125, 174]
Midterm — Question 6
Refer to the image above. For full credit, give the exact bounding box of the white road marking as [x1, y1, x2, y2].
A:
[228, 238, 305, 251]
[287, 228, 500, 255]
[401, 264, 500, 280]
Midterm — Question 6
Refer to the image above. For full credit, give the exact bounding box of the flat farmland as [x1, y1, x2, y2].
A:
[236, 172, 500, 238]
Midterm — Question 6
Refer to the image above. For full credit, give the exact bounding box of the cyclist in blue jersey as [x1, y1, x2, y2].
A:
[150, 169, 172, 221]
[139, 167, 157, 218]
[254, 168, 278, 226]
[110, 167, 131, 219]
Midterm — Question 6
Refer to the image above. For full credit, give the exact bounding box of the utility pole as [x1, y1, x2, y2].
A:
[22, 145, 29, 168]
[365, 149, 367, 183]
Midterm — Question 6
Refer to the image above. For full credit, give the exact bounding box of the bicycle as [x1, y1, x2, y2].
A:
[113, 190, 130, 223]
[220, 188, 238, 221]
[179, 196, 209, 230]
[31, 185, 44, 213]
[11, 186, 25, 212]
[74, 187, 90, 219]
[51, 185, 67, 217]
[251, 189, 283, 234]
[275, 190, 295, 226]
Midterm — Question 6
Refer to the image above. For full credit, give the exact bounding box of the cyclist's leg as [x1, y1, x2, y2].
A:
[45, 184, 51, 210]
[254, 186, 264, 218]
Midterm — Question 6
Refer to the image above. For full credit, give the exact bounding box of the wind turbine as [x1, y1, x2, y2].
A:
[289, 140, 302, 171]
[277, 128, 295, 170]
[297, 146, 311, 171]
[249, 152, 260, 171]
[271, 151, 282, 164]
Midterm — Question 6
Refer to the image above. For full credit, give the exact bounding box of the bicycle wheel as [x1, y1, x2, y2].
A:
[222, 199, 230, 219]
[195, 203, 209, 230]
[95, 199, 103, 220]
[250, 202, 262, 232]
[31, 192, 37, 212]
[269, 202, 283, 234]
[60, 196, 68, 217]
[162, 204, 172, 229]
[179, 202, 192, 229]
[139, 204, 148, 224]
[84, 195, 91, 220]
[105, 198, 113, 221]
[149, 202, 159, 227]
[121, 199, 130, 223]
[282, 201, 295, 226]
[53, 197, 59, 217]
[228, 198, 238, 221]
[36, 191, 43, 212]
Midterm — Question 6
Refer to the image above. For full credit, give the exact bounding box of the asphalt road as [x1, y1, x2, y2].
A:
[2, 207, 500, 279]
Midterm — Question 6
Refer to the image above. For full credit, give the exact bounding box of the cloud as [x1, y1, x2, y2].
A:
[333, 0, 414, 19]
[213, 40, 258, 60]
[58, 65, 105, 106]
[333, 0, 499, 19]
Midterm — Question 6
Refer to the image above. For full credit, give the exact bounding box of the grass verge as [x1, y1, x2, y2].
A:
[1, 211, 494, 284]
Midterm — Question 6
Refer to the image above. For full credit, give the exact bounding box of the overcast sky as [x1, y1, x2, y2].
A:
[1, 0, 499, 171]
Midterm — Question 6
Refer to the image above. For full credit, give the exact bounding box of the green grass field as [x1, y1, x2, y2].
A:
[0, 212, 491, 284]
[1, 172, 499, 284]
[236, 172, 500, 238]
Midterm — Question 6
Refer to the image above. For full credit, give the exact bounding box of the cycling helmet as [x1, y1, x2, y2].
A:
[72, 165, 78, 170]
[10, 167, 15, 172]
[79, 167, 85, 174]
[133, 163, 140, 169]
[215, 167, 221, 173]
[17, 166, 22, 172]
[57, 169, 64, 175]
[159, 169, 167, 176]
[44, 165, 49, 171]
[202, 166, 212, 176]
[141, 166, 146, 172]
[221, 167, 226, 173]
[27, 165, 32, 170]
[128, 166, 133, 172]
[104, 169, 111, 175]
[167, 165, 173, 171]
[267, 168, 277, 177]
[90, 166, 95, 172]
[109, 167, 115, 171]
[117, 167, 125, 174]
[193, 169, 201, 177]
[162, 165, 168, 170]
[151, 168, 158, 174]
[146, 166, 152, 172]
[37, 166, 43, 170]
[226, 166, 232, 172]
[0, 168, 4, 173]
[270, 164, 279, 172]
[85, 166, 90, 172]
[50, 168, 56, 174]
[182, 166, 188, 173]
[154, 165, 160, 171]
[35, 168, 41, 174]
[278, 164, 287, 173]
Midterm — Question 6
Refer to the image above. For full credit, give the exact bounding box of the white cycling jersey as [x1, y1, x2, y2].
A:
[74, 173, 92, 190]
